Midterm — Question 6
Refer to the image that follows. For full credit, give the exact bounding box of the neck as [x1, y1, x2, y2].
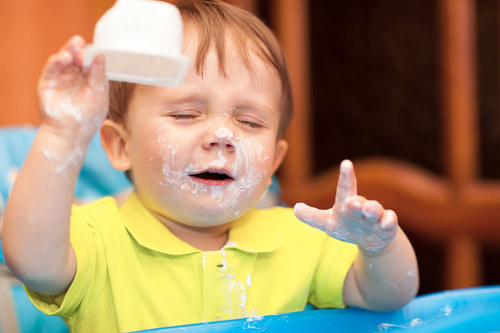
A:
[155, 215, 230, 251]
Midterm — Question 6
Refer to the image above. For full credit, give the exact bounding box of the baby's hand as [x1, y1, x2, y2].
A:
[294, 160, 397, 252]
[38, 35, 108, 142]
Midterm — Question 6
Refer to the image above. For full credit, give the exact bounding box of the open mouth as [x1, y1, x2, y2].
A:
[190, 171, 234, 181]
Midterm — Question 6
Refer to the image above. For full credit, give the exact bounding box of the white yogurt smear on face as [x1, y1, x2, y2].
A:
[214, 127, 234, 142]
[156, 125, 270, 212]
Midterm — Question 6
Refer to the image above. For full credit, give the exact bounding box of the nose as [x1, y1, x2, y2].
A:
[203, 126, 236, 152]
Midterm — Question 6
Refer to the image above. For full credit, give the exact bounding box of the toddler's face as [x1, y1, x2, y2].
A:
[123, 48, 287, 228]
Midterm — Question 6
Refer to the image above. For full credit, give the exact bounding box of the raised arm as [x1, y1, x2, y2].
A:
[294, 160, 419, 311]
[2, 36, 108, 295]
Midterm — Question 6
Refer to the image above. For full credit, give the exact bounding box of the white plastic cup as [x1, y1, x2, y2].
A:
[85, 0, 190, 87]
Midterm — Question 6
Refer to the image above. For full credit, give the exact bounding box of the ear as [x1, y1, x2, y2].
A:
[268, 139, 288, 186]
[100, 119, 131, 172]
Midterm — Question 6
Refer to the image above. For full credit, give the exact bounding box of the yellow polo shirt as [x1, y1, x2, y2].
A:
[26, 193, 357, 333]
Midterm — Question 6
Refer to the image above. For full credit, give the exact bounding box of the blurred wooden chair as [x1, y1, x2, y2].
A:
[268, 0, 500, 290]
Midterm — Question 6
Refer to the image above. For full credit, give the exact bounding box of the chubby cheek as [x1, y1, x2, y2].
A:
[233, 136, 272, 194]
[153, 125, 184, 186]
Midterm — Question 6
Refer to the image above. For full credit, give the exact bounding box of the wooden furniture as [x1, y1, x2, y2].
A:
[272, 0, 500, 290]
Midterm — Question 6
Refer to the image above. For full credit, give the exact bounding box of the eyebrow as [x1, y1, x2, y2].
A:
[156, 91, 208, 108]
[233, 101, 274, 115]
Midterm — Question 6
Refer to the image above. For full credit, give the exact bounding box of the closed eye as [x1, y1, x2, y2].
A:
[170, 114, 198, 120]
[239, 120, 265, 129]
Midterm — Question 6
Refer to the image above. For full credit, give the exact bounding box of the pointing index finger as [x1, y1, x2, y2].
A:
[336, 159, 357, 201]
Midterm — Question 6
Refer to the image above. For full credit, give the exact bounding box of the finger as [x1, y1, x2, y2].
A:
[41, 36, 86, 81]
[41, 51, 74, 81]
[60, 35, 85, 56]
[59, 35, 86, 69]
[335, 160, 357, 202]
[88, 55, 108, 92]
[294, 202, 332, 232]
[344, 196, 365, 220]
[380, 209, 398, 230]
[361, 200, 384, 223]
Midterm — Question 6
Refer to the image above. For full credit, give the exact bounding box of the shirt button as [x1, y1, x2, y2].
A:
[216, 263, 227, 272]
[213, 313, 223, 321]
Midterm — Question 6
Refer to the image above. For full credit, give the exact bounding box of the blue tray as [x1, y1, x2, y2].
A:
[135, 286, 500, 332]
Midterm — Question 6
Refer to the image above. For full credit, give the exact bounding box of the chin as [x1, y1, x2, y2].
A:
[180, 202, 251, 227]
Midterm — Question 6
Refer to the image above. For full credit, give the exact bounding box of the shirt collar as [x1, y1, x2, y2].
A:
[120, 193, 284, 255]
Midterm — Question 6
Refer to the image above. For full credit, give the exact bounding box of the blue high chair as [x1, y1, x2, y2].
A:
[134, 286, 500, 333]
[0, 126, 132, 333]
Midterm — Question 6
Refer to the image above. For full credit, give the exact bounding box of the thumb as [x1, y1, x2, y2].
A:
[293, 202, 333, 232]
[88, 54, 108, 92]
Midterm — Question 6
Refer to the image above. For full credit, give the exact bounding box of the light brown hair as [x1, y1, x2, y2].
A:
[108, 0, 293, 138]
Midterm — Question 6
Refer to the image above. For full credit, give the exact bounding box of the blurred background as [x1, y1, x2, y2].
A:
[1, 0, 500, 296]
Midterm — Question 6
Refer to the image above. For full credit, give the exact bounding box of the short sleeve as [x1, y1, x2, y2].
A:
[308, 238, 358, 308]
[24, 204, 109, 326]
